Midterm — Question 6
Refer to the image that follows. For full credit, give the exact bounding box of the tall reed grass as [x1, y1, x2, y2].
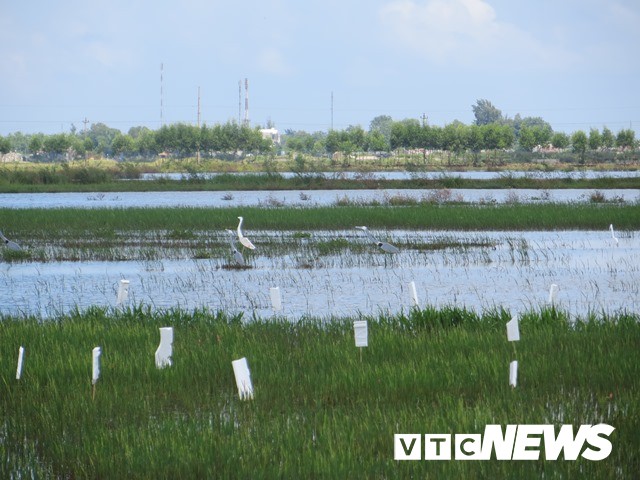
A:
[1, 204, 637, 236]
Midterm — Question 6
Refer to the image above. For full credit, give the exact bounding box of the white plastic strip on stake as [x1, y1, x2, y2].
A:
[92, 347, 102, 385]
[409, 281, 419, 307]
[155, 327, 173, 369]
[116, 279, 130, 306]
[509, 360, 518, 388]
[16, 346, 25, 380]
[232, 357, 254, 400]
[548, 284, 559, 305]
[270, 287, 282, 313]
[506, 315, 520, 342]
[353, 320, 368, 348]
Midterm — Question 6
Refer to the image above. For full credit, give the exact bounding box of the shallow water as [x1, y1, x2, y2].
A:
[1, 188, 637, 209]
[139, 170, 640, 181]
[1, 230, 637, 320]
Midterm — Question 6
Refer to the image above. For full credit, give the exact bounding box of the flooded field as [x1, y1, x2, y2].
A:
[1, 187, 638, 209]
[2, 230, 636, 320]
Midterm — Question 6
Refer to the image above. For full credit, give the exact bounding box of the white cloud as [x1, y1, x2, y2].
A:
[379, 0, 575, 69]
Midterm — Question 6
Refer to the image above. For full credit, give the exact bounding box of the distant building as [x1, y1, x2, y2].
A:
[260, 128, 281, 145]
[1, 152, 24, 163]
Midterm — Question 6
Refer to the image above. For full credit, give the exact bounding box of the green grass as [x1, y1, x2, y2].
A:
[1, 306, 638, 478]
[1, 203, 638, 235]
[0, 167, 639, 193]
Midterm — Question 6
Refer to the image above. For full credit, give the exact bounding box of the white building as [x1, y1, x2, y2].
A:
[260, 128, 281, 145]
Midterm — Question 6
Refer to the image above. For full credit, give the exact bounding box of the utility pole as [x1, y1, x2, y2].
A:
[238, 80, 242, 124]
[421, 113, 428, 127]
[160, 63, 164, 127]
[197, 86, 201, 164]
[330, 91, 334, 131]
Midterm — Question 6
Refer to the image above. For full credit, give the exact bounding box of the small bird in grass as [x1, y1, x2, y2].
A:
[225, 229, 245, 266]
[0, 231, 22, 251]
[355, 226, 400, 253]
[236, 216, 256, 251]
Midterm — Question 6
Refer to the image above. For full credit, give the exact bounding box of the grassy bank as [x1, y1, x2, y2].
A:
[1, 161, 639, 193]
[2, 203, 638, 234]
[0, 171, 639, 193]
[1, 307, 638, 478]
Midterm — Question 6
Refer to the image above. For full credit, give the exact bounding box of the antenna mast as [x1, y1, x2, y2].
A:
[244, 78, 249, 126]
[160, 63, 164, 127]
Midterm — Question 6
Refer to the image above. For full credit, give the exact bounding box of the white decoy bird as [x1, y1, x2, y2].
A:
[225, 229, 245, 266]
[236, 216, 256, 250]
[355, 226, 400, 253]
[609, 224, 619, 246]
[0, 231, 22, 251]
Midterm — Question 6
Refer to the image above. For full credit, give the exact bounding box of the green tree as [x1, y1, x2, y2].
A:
[28, 134, 44, 154]
[43, 133, 71, 156]
[571, 130, 588, 163]
[111, 133, 135, 157]
[550, 132, 570, 149]
[472, 99, 503, 125]
[364, 130, 388, 152]
[588, 128, 602, 151]
[390, 119, 421, 149]
[369, 115, 393, 146]
[518, 126, 537, 152]
[0, 136, 11, 154]
[616, 129, 635, 149]
[601, 126, 615, 149]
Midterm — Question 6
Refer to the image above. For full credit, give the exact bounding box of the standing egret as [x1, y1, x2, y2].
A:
[0, 231, 21, 251]
[225, 229, 245, 266]
[609, 224, 619, 246]
[236, 216, 256, 250]
[355, 226, 399, 253]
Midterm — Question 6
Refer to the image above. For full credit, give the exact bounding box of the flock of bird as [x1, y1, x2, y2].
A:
[225, 216, 398, 266]
[0, 221, 622, 266]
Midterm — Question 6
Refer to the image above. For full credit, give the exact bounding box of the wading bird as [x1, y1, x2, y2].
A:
[0, 231, 22, 251]
[355, 226, 399, 253]
[609, 224, 619, 246]
[225, 229, 245, 266]
[236, 216, 256, 250]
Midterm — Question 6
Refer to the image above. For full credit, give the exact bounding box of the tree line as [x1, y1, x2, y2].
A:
[0, 99, 636, 161]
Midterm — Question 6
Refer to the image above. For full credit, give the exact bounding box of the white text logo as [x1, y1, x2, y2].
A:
[394, 424, 614, 461]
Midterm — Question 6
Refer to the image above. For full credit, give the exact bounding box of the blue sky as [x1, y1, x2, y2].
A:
[1, 0, 639, 136]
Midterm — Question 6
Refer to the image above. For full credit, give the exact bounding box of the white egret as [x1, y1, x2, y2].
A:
[0, 231, 22, 251]
[355, 226, 400, 253]
[225, 229, 245, 266]
[236, 216, 256, 250]
[609, 224, 619, 246]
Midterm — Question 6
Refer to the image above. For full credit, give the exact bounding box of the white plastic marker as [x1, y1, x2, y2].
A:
[16, 346, 25, 380]
[506, 315, 520, 342]
[116, 279, 130, 306]
[353, 320, 368, 347]
[92, 346, 102, 399]
[155, 327, 173, 369]
[509, 360, 518, 388]
[232, 357, 254, 400]
[270, 287, 282, 313]
[609, 224, 619, 246]
[548, 284, 559, 305]
[409, 281, 419, 308]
